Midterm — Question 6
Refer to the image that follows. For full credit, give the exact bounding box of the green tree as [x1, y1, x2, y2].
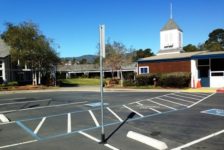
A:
[1, 21, 60, 85]
[72, 57, 77, 64]
[80, 58, 87, 64]
[204, 28, 224, 51]
[133, 48, 154, 61]
[104, 41, 132, 79]
[183, 44, 199, 52]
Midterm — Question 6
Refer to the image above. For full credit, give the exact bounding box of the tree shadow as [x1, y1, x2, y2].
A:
[58, 83, 79, 87]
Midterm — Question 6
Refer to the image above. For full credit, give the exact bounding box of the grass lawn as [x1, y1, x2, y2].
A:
[60, 78, 100, 86]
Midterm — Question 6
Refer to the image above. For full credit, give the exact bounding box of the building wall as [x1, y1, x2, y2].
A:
[0, 56, 11, 82]
[138, 60, 191, 74]
[160, 29, 183, 50]
[191, 59, 198, 88]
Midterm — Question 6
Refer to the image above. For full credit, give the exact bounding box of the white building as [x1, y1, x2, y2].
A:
[158, 18, 184, 55]
[0, 39, 11, 83]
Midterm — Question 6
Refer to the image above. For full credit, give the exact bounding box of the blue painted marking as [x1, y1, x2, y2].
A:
[17, 107, 101, 122]
[201, 109, 224, 117]
[38, 108, 186, 141]
[16, 121, 41, 140]
[16, 103, 116, 122]
[85, 102, 109, 107]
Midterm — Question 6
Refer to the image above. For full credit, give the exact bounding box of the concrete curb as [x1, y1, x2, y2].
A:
[0, 87, 184, 95]
[127, 131, 168, 150]
[216, 88, 224, 93]
[0, 114, 9, 123]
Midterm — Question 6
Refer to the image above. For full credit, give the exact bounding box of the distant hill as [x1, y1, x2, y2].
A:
[75, 55, 97, 63]
[61, 55, 97, 64]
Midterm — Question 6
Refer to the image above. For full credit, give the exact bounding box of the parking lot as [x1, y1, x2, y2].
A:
[0, 91, 223, 150]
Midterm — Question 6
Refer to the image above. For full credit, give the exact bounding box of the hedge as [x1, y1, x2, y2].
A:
[124, 72, 191, 88]
[158, 72, 191, 88]
[135, 74, 159, 86]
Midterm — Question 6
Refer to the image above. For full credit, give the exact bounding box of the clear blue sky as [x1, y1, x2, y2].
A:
[0, 0, 224, 57]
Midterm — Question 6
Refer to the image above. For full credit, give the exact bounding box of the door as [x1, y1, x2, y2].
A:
[198, 66, 210, 87]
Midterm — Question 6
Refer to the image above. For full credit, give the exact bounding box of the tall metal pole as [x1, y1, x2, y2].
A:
[99, 24, 105, 143]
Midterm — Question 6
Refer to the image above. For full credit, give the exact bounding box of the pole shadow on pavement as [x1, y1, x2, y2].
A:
[99, 112, 136, 144]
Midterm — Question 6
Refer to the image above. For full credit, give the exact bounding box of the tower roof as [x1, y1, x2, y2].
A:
[161, 19, 182, 32]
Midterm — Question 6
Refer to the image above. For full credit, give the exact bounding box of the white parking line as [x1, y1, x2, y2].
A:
[176, 92, 205, 98]
[88, 110, 100, 127]
[67, 113, 71, 133]
[106, 107, 123, 122]
[79, 131, 100, 142]
[136, 102, 161, 113]
[78, 131, 119, 150]
[127, 131, 168, 150]
[135, 102, 143, 106]
[192, 92, 211, 96]
[147, 99, 177, 110]
[156, 97, 188, 107]
[163, 95, 195, 103]
[171, 94, 199, 100]
[34, 117, 46, 134]
[0, 140, 38, 149]
[0, 121, 15, 125]
[0, 97, 27, 101]
[123, 105, 144, 117]
[171, 129, 224, 150]
[188, 93, 215, 108]
[150, 107, 162, 114]
[0, 98, 52, 106]
[0, 101, 88, 114]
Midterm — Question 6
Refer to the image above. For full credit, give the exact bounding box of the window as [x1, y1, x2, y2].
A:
[211, 72, 224, 76]
[0, 61, 2, 68]
[139, 66, 149, 74]
[0, 70, 2, 77]
[211, 59, 224, 71]
[198, 59, 209, 66]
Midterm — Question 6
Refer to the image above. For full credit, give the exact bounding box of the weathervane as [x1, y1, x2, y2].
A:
[170, 2, 173, 19]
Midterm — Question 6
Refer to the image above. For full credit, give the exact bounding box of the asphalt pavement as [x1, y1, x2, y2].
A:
[0, 90, 223, 150]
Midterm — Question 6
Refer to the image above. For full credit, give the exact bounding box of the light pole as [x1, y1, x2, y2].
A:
[99, 24, 106, 143]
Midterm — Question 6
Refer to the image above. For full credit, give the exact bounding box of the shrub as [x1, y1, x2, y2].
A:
[109, 78, 120, 85]
[158, 72, 191, 88]
[135, 72, 191, 88]
[135, 74, 160, 86]
[123, 80, 136, 86]
[7, 81, 18, 86]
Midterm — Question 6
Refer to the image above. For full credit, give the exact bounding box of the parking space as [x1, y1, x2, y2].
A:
[0, 91, 223, 149]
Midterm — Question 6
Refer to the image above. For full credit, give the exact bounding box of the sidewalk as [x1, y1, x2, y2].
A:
[0, 86, 221, 95]
[183, 88, 217, 93]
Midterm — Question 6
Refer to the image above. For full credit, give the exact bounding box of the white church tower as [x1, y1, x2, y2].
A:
[157, 4, 184, 55]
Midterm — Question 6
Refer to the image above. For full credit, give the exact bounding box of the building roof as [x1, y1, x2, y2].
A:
[139, 51, 201, 62]
[161, 19, 182, 32]
[138, 51, 224, 62]
[157, 48, 184, 55]
[0, 39, 10, 58]
[192, 51, 224, 59]
[57, 63, 137, 72]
